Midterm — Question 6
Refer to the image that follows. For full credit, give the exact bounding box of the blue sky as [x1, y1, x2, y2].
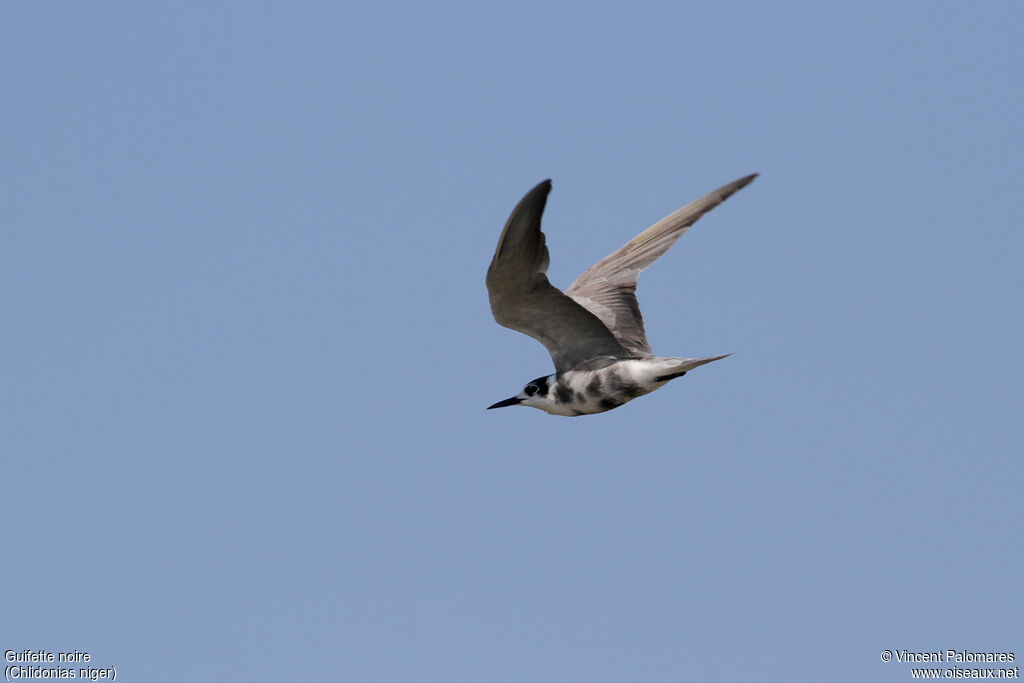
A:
[3, 2, 1021, 681]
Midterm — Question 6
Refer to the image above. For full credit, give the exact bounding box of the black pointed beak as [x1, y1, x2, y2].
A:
[487, 397, 523, 410]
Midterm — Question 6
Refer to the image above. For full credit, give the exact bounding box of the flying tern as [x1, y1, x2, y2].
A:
[486, 174, 756, 416]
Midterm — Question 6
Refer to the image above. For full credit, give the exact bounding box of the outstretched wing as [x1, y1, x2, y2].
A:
[566, 174, 757, 357]
[487, 180, 629, 374]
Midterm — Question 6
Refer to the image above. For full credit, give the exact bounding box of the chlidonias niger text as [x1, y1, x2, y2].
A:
[487, 174, 756, 416]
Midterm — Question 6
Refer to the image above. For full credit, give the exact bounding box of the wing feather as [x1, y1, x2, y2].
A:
[487, 180, 629, 374]
[566, 174, 757, 356]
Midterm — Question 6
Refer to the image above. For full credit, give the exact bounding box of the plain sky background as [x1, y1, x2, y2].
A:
[3, 2, 1021, 681]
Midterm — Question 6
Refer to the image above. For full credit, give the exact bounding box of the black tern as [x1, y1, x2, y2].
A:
[487, 174, 756, 416]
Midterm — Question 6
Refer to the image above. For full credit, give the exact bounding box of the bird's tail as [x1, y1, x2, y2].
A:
[670, 354, 731, 372]
[653, 354, 731, 382]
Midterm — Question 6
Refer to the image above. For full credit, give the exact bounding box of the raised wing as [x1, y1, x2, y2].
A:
[566, 174, 757, 357]
[487, 180, 629, 374]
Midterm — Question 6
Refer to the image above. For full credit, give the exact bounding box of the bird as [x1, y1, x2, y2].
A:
[486, 173, 756, 416]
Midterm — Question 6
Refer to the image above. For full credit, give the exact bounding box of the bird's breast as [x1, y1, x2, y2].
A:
[548, 361, 660, 415]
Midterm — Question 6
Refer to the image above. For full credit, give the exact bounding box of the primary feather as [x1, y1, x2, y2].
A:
[566, 174, 758, 357]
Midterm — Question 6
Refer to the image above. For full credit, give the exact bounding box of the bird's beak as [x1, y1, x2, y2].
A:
[487, 397, 523, 410]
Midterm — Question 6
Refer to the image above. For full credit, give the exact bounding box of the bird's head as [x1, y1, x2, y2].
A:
[487, 374, 555, 412]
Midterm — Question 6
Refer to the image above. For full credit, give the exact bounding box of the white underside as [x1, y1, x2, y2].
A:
[534, 357, 718, 416]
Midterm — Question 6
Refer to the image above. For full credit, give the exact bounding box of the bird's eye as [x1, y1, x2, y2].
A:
[525, 384, 538, 396]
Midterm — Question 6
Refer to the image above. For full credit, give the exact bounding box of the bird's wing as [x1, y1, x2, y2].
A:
[487, 180, 630, 375]
[565, 174, 757, 357]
